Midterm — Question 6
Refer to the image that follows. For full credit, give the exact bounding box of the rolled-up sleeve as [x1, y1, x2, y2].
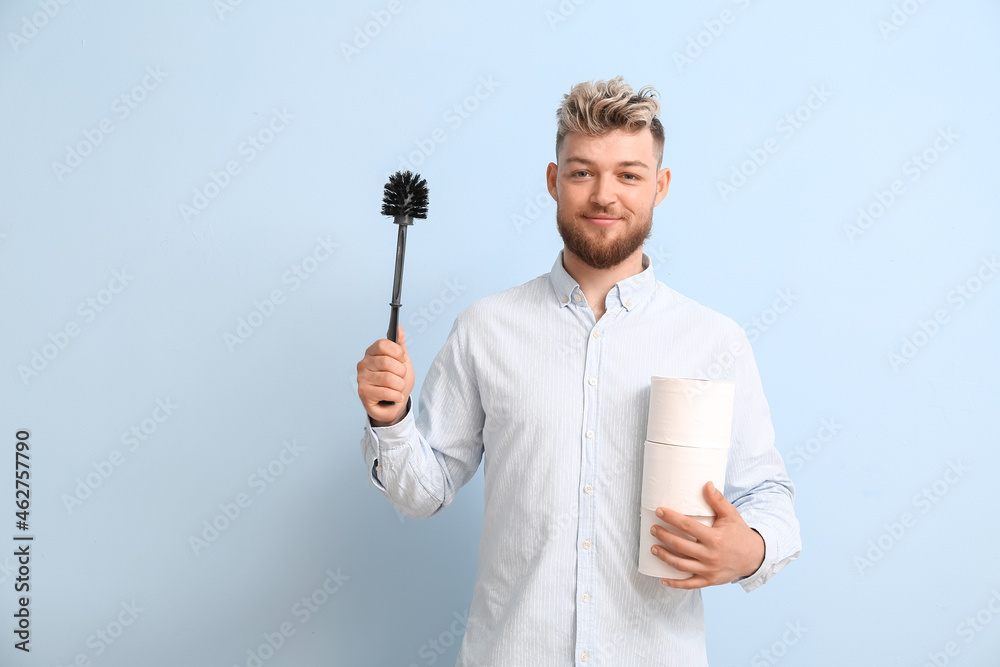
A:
[359, 311, 486, 519]
[723, 329, 802, 592]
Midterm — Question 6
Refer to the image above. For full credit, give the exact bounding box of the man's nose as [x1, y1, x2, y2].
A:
[589, 175, 617, 207]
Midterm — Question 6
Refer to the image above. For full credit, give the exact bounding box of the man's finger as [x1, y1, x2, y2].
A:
[650, 522, 707, 561]
[651, 543, 707, 575]
[365, 338, 403, 363]
[367, 369, 405, 393]
[661, 575, 710, 589]
[368, 384, 406, 406]
[366, 353, 407, 379]
[656, 507, 713, 543]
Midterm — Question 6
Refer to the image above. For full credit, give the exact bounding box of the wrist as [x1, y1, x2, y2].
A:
[369, 397, 410, 427]
[744, 527, 765, 577]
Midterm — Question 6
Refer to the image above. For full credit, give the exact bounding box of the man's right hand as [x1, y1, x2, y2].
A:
[357, 324, 415, 427]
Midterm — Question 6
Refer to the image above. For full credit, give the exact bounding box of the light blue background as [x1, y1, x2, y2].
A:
[1, 1, 998, 665]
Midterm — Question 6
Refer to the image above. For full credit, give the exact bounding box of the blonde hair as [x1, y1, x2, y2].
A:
[555, 76, 664, 169]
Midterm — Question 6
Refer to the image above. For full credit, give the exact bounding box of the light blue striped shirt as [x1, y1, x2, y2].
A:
[361, 250, 801, 666]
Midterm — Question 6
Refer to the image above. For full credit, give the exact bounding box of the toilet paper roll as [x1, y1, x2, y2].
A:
[638, 507, 716, 579]
[646, 376, 735, 449]
[640, 441, 728, 516]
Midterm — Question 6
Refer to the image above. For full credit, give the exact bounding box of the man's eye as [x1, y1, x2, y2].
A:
[572, 171, 589, 177]
[622, 174, 638, 180]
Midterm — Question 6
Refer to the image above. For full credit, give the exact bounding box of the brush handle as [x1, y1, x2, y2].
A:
[387, 307, 399, 344]
[379, 222, 408, 407]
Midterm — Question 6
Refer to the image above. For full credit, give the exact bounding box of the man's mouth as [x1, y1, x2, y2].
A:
[584, 215, 620, 226]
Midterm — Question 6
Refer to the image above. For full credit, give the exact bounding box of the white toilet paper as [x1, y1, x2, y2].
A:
[638, 507, 716, 579]
[646, 376, 735, 449]
[640, 441, 728, 516]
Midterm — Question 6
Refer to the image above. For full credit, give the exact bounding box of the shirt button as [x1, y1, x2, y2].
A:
[588, 377, 597, 386]
[582, 540, 591, 550]
[584, 484, 593, 494]
[581, 593, 590, 603]
[375, 465, 383, 472]
[592, 330, 601, 338]
[562, 296, 569, 303]
[626, 300, 633, 307]
[586, 429, 594, 438]
[581, 653, 589, 662]
[573, 293, 583, 302]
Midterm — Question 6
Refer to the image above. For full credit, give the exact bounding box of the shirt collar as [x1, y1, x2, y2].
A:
[548, 249, 655, 312]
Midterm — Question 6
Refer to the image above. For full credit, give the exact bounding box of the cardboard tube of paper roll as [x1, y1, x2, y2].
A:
[646, 377, 735, 449]
[638, 507, 716, 579]
[640, 441, 728, 516]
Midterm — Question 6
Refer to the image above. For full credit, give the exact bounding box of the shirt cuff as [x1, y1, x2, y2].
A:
[361, 397, 414, 491]
[732, 524, 775, 593]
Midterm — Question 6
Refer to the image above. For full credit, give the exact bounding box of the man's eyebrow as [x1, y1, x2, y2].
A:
[563, 156, 650, 170]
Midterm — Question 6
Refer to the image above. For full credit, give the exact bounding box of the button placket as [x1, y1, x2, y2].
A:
[575, 321, 602, 662]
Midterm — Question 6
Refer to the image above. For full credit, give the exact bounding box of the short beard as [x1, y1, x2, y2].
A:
[556, 201, 654, 270]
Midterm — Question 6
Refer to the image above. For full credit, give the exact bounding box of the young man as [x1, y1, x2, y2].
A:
[357, 76, 801, 666]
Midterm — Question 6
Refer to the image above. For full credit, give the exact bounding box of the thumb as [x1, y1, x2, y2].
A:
[398, 325, 410, 361]
[704, 481, 733, 516]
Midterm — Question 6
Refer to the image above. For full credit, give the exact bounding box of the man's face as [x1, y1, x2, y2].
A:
[546, 128, 670, 270]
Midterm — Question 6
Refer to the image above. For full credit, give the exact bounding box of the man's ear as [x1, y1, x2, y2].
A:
[654, 167, 671, 206]
[546, 162, 559, 201]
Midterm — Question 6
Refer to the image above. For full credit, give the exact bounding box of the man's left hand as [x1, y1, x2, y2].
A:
[650, 481, 765, 589]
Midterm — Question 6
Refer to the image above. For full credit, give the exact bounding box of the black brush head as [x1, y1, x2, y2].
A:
[381, 170, 428, 220]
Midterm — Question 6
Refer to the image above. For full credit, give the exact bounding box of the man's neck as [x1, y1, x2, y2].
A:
[562, 246, 645, 319]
